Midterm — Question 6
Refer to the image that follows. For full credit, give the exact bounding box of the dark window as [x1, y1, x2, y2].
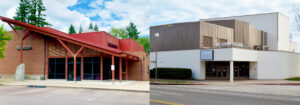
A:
[83, 57, 101, 80]
[48, 58, 66, 79]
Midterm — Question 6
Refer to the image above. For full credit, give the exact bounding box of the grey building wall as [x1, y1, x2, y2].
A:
[150, 22, 200, 51]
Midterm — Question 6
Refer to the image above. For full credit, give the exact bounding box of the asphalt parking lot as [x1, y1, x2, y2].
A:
[150, 85, 300, 105]
[0, 85, 149, 105]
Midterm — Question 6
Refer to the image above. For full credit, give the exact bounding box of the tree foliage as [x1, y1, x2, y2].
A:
[79, 25, 83, 33]
[109, 22, 149, 53]
[13, 0, 50, 29]
[68, 24, 76, 34]
[0, 25, 13, 59]
[88, 22, 93, 30]
[125, 22, 140, 40]
[94, 24, 99, 31]
[137, 37, 150, 53]
[109, 28, 128, 39]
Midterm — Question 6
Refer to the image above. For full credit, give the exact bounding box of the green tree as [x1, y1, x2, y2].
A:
[125, 22, 140, 40]
[109, 27, 128, 39]
[35, 0, 50, 27]
[94, 24, 98, 31]
[137, 37, 150, 53]
[13, 0, 31, 29]
[79, 25, 83, 33]
[88, 22, 93, 30]
[0, 25, 13, 58]
[68, 24, 76, 34]
[13, 0, 50, 29]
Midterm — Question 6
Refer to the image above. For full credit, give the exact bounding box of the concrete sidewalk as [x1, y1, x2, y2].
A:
[0, 79, 149, 92]
[151, 79, 300, 85]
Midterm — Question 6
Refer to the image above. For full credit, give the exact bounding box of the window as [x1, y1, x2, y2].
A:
[220, 39, 227, 43]
[83, 57, 101, 80]
[48, 58, 66, 79]
[203, 36, 213, 47]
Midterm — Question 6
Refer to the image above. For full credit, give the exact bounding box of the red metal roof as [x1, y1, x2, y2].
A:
[0, 16, 144, 59]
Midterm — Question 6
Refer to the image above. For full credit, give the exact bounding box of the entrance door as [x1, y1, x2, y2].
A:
[67, 58, 81, 81]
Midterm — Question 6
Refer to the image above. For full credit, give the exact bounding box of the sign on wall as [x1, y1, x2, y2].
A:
[200, 50, 214, 60]
[111, 65, 115, 70]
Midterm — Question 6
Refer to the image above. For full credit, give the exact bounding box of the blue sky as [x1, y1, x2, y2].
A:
[1, 0, 300, 50]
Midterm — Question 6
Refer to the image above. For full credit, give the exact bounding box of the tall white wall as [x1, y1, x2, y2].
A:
[277, 13, 290, 51]
[256, 51, 300, 79]
[201, 12, 289, 51]
[150, 50, 202, 79]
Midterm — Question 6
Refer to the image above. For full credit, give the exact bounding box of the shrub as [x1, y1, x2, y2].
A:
[150, 68, 192, 79]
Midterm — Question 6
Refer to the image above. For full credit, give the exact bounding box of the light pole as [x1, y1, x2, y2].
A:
[154, 33, 159, 80]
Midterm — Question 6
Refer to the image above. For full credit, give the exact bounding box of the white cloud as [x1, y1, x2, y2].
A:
[0, 0, 92, 33]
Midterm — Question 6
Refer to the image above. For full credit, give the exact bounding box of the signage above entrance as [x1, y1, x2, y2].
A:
[200, 50, 214, 60]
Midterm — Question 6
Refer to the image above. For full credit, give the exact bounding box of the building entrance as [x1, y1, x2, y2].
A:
[205, 61, 249, 80]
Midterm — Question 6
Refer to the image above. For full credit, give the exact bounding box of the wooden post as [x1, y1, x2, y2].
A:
[81, 53, 83, 80]
[20, 39, 24, 63]
[101, 55, 103, 80]
[112, 56, 115, 82]
[65, 50, 68, 80]
[74, 57, 77, 81]
[126, 57, 128, 80]
[119, 57, 122, 80]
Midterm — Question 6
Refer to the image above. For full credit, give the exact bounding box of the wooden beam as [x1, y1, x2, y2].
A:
[81, 52, 83, 80]
[57, 39, 75, 56]
[126, 57, 128, 80]
[75, 47, 84, 57]
[101, 55, 103, 80]
[65, 50, 68, 80]
[20, 39, 24, 63]
[22, 30, 31, 40]
[74, 57, 77, 82]
[8, 23, 20, 37]
[119, 57, 122, 80]
[112, 56, 115, 82]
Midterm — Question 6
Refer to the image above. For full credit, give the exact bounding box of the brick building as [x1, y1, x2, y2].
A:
[0, 16, 149, 81]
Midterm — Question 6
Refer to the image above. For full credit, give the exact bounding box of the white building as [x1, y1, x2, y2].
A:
[150, 12, 300, 81]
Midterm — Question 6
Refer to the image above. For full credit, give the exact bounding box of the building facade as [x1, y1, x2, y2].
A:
[0, 16, 149, 81]
[150, 12, 300, 81]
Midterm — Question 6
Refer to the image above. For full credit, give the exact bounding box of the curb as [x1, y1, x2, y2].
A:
[255, 83, 300, 85]
[150, 82, 207, 85]
[1, 84, 149, 93]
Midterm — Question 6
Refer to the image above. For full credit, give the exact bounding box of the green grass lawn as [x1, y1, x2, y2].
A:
[286, 77, 300, 81]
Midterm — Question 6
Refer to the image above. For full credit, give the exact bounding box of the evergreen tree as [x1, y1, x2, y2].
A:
[13, 0, 50, 29]
[36, 0, 50, 27]
[13, 0, 31, 29]
[79, 25, 83, 33]
[0, 25, 13, 58]
[125, 22, 140, 40]
[68, 24, 76, 34]
[88, 22, 93, 30]
[94, 24, 98, 31]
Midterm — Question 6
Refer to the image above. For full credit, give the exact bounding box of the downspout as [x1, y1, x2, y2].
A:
[43, 38, 46, 80]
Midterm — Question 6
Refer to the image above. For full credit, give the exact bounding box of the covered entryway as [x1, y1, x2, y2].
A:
[0, 16, 142, 82]
[205, 61, 249, 80]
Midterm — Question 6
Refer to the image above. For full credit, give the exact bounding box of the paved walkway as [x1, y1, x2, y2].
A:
[0, 79, 149, 92]
[152, 79, 300, 85]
